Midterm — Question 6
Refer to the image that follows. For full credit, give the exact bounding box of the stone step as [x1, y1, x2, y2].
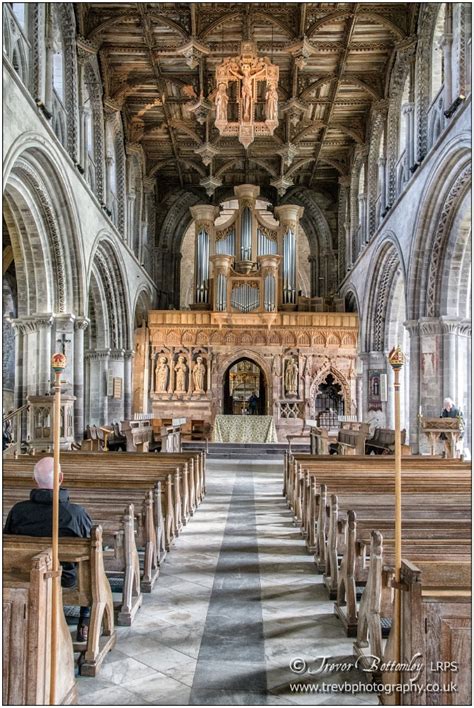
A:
[182, 441, 310, 459]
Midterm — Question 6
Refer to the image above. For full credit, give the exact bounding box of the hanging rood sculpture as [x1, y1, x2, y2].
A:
[214, 41, 279, 149]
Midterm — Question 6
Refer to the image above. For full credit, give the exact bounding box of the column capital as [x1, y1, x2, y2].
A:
[10, 314, 54, 334]
[74, 317, 90, 332]
[403, 319, 419, 336]
[418, 317, 443, 336]
[85, 348, 111, 361]
[109, 348, 126, 360]
[54, 313, 76, 330]
[440, 315, 469, 335]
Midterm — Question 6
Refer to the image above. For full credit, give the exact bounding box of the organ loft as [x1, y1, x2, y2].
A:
[133, 184, 359, 440]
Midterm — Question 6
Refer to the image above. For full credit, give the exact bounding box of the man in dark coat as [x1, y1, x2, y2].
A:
[4, 456, 93, 642]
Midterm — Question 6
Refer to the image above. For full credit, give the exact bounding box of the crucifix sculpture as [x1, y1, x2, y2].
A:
[213, 41, 279, 149]
[56, 333, 71, 355]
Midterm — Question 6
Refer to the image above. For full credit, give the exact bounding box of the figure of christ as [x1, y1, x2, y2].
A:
[228, 61, 266, 123]
[174, 355, 188, 393]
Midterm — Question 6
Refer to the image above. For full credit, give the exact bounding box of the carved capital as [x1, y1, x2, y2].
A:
[74, 317, 90, 332]
[85, 348, 111, 361]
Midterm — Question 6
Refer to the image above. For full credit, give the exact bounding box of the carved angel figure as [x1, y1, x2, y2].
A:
[285, 357, 298, 396]
[155, 356, 169, 393]
[174, 355, 188, 393]
[192, 356, 206, 393]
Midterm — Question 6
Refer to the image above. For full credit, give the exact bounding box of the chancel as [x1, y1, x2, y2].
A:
[2, 2, 472, 706]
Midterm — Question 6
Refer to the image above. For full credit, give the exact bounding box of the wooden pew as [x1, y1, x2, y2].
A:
[4, 526, 117, 677]
[336, 516, 471, 636]
[354, 537, 471, 705]
[3, 548, 76, 705]
[3, 472, 167, 593]
[365, 427, 408, 455]
[394, 559, 470, 705]
[3, 488, 143, 626]
[288, 457, 470, 548]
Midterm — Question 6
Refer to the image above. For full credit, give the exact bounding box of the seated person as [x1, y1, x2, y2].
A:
[3, 456, 93, 642]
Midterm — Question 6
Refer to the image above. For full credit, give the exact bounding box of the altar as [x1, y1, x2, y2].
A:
[213, 415, 278, 444]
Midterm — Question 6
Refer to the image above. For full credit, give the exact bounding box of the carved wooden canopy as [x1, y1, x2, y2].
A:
[78, 3, 415, 193]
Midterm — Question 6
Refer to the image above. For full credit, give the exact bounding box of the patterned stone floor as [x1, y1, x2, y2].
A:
[77, 461, 376, 705]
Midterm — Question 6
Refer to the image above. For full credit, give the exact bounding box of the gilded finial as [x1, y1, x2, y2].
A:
[388, 345, 405, 370]
[51, 352, 67, 372]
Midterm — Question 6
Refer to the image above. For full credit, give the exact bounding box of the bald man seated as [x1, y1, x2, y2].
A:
[4, 456, 93, 643]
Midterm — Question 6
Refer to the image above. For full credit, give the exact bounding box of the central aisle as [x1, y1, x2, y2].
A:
[78, 461, 375, 706]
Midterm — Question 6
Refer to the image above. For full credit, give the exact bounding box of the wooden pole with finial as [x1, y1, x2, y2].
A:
[388, 345, 405, 676]
[50, 352, 67, 705]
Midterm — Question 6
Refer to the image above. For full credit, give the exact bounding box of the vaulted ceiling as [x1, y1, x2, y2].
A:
[77, 3, 417, 196]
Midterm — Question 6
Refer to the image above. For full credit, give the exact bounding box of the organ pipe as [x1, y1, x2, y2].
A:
[196, 228, 210, 303]
[241, 207, 252, 261]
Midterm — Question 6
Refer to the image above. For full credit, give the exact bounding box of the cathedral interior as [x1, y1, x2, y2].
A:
[2, 2, 472, 705]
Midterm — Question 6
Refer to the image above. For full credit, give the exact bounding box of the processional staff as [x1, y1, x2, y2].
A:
[387, 345, 406, 681]
[50, 351, 67, 705]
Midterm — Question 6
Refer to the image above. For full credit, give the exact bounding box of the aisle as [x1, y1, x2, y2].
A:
[78, 461, 374, 706]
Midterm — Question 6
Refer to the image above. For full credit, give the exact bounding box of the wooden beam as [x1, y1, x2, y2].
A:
[136, 4, 184, 188]
[308, 5, 360, 187]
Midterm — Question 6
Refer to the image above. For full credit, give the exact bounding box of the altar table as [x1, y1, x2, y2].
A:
[213, 415, 278, 444]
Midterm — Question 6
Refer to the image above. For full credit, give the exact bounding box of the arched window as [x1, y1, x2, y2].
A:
[375, 130, 385, 224]
[431, 4, 446, 101]
[11, 3, 25, 29]
[357, 163, 367, 251]
[397, 75, 411, 192]
[53, 51, 64, 101]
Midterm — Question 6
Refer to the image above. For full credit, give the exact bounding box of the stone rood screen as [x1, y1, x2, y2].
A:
[189, 185, 303, 314]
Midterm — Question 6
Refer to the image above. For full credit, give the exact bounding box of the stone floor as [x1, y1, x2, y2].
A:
[77, 461, 377, 706]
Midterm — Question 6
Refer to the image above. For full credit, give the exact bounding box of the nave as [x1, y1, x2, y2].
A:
[77, 460, 374, 706]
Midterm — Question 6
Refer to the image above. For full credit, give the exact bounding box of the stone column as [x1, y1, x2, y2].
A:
[124, 350, 134, 420]
[440, 317, 462, 402]
[403, 103, 415, 171]
[441, 31, 454, 108]
[127, 193, 136, 251]
[44, 37, 54, 116]
[12, 323, 24, 409]
[308, 255, 319, 297]
[377, 157, 386, 216]
[35, 315, 54, 395]
[108, 349, 125, 421]
[358, 195, 367, 247]
[86, 349, 110, 425]
[73, 317, 89, 441]
[404, 320, 421, 450]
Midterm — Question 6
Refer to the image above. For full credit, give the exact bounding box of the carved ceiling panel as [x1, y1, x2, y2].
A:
[80, 2, 414, 194]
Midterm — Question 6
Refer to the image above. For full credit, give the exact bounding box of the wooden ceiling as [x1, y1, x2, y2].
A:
[77, 3, 417, 196]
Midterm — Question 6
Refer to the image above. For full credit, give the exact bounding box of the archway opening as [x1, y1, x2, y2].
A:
[315, 373, 345, 428]
[223, 358, 266, 415]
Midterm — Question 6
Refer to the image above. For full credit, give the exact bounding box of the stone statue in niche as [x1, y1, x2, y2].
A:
[174, 355, 188, 393]
[285, 357, 298, 396]
[192, 356, 206, 393]
[155, 355, 169, 393]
